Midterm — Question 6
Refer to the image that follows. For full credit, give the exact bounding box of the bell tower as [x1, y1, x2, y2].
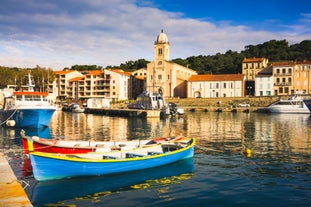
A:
[154, 29, 170, 64]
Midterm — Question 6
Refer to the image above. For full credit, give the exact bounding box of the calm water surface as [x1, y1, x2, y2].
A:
[1, 111, 311, 207]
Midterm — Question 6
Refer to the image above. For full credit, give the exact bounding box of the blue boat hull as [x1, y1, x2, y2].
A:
[303, 100, 311, 112]
[30, 144, 194, 181]
[11, 109, 55, 128]
[31, 158, 194, 206]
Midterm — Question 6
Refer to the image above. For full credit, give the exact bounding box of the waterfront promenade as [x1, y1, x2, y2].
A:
[0, 152, 32, 207]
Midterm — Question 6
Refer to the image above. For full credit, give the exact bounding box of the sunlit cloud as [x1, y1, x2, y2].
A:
[0, 0, 310, 69]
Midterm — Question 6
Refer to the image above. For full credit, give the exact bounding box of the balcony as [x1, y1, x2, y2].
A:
[274, 82, 292, 86]
[274, 73, 292, 77]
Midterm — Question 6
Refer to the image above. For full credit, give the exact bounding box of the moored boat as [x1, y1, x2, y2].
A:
[28, 137, 195, 181]
[0, 74, 56, 128]
[267, 93, 311, 114]
[128, 90, 184, 117]
[30, 158, 194, 206]
[21, 129, 182, 154]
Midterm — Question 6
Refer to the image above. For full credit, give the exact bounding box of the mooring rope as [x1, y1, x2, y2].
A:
[0, 108, 18, 126]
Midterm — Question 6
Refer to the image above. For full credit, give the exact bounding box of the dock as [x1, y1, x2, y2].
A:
[84, 108, 162, 118]
[0, 152, 32, 207]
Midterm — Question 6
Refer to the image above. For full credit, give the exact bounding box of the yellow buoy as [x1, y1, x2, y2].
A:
[244, 148, 252, 157]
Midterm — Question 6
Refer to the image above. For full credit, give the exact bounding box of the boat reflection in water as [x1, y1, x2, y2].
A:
[29, 158, 194, 207]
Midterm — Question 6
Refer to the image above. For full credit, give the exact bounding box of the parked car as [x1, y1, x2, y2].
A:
[238, 103, 250, 107]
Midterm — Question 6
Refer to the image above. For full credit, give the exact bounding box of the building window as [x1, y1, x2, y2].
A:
[158, 48, 162, 56]
[282, 68, 286, 74]
[158, 74, 162, 80]
[223, 83, 226, 88]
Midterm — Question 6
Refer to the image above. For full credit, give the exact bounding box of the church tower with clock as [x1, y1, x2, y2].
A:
[146, 30, 197, 98]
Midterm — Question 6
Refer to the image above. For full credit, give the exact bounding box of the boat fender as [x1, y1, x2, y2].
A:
[6, 120, 16, 127]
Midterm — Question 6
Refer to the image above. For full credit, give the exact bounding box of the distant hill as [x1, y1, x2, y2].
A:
[1, 39, 310, 87]
[111, 39, 311, 74]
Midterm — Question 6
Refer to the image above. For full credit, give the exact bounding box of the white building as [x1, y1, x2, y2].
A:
[255, 67, 274, 96]
[187, 74, 245, 98]
[107, 69, 130, 101]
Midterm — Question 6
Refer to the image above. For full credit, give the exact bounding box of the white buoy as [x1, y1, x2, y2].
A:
[6, 120, 16, 127]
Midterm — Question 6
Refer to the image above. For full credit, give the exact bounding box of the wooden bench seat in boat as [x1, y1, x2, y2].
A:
[125, 153, 145, 158]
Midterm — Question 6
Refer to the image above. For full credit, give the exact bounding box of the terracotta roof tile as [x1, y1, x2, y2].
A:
[242, 58, 266, 63]
[54, 70, 75, 75]
[188, 74, 244, 82]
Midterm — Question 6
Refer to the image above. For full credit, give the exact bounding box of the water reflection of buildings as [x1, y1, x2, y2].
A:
[268, 114, 311, 154]
[48, 111, 310, 155]
[241, 113, 310, 154]
[49, 112, 131, 141]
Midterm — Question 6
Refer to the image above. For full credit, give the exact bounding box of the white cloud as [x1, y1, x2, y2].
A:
[0, 0, 310, 69]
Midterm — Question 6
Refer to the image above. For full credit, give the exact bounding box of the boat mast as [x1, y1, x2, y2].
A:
[27, 73, 35, 92]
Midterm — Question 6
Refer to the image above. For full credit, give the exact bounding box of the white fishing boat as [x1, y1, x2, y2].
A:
[267, 93, 311, 114]
[0, 74, 56, 128]
[128, 90, 183, 117]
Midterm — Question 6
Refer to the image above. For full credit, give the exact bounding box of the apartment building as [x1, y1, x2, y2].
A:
[187, 74, 245, 98]
[242, 58, 269, 96]
[107, 69, 130, 101]
[293, 61, 311, 94]
[52, 70, 84, 101]
[51, 69, 130, 103]
[271, 62, 294, 95]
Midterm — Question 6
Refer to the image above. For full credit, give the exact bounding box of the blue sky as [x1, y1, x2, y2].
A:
[0, 0, 310, 69]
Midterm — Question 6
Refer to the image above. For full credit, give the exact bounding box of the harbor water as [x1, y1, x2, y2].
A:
[1, 111, 311, 207]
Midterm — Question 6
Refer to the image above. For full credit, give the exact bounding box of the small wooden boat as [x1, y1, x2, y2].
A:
[28, 137, 195, 181]
[20, 130, 181, 154]
[20, 130, 182, 154]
